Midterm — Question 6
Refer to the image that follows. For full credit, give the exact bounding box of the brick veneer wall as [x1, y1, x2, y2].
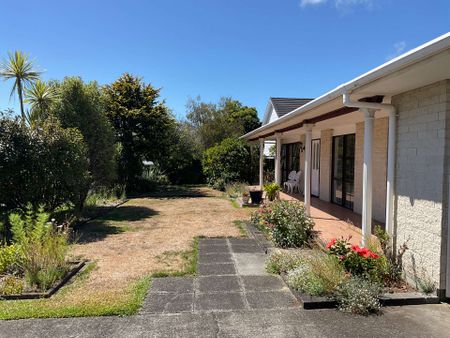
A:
[393, 80, 450, 288]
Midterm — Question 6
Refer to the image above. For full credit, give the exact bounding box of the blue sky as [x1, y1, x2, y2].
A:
[0, 0, 449, 120]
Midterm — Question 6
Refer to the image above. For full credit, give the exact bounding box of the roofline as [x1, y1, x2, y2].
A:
[242, 32, 450, 140]
[262, 100, 275, 125]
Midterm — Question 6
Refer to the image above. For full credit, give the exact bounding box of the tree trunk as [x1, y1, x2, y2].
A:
[17, 79, 25, 125]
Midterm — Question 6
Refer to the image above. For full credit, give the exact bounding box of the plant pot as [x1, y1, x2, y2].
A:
[242, 195, 250, 204]
[250, 190, 263, 204]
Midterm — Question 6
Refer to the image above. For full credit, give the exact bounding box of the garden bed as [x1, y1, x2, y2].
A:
[281, 273, 439, 309]
[0, 260, 87, 300]
[247, 203, 439, 314]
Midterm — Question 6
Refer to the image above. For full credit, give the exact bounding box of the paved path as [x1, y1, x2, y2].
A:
[1, 236, 450, 337]
[140, 237, 298, 314]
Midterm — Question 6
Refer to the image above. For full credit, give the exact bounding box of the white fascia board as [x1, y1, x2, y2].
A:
[262, 100, 275, 125]
[241, 32, 450, 140]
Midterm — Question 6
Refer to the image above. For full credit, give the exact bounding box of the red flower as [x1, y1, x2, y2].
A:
[326, 238, 337, 249]
[351, 245, 360, 252]
[351, 245, 380, 259]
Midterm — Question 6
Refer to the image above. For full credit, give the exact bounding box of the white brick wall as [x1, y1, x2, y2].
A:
[393, 80, 450, 288]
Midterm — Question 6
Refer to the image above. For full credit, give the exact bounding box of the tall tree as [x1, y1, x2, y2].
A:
[24, 80, 57, 123]
[103, 73, 176, 189]
[186, 97, 261, 150]
[50, 77, 117, 188]
[0, 51, 41, 124]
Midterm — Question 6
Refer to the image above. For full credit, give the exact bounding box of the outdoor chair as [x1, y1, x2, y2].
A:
[283, 171, 297, 192]
[284, 170, 301, 194]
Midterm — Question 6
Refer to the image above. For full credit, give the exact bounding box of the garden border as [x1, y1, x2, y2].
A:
[283, 275, 440, 309]
[244, 223, 441, 309]
[0, 260, 87, 300]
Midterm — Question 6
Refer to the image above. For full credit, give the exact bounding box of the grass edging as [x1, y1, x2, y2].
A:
[151, 237, 199, 278]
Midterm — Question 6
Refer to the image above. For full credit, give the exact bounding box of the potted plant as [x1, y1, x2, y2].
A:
[264, 183, 281, 201]
[242, 191, 250, 204]
[249, 189, 263, 204]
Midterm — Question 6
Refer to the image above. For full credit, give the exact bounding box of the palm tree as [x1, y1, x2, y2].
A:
[0, 51, 41, 124]
[24, 80, 57, 123]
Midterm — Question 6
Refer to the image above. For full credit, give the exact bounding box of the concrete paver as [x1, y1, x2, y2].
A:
[198, 262, 236, 276]
[3, 236, 450, 337]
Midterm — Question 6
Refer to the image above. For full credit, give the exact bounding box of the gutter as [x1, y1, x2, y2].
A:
[241, 32, 450, 141]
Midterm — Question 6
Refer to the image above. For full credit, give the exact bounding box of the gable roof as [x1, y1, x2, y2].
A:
[270, 97, 314, 118]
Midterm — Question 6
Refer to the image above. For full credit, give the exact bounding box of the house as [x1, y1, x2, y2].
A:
[242, 32, 450, 298]
[262, 98, 313, 158]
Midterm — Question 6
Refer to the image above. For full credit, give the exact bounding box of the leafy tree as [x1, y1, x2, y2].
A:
[50, 77, 117, 188]
[24, 80, 57, 123]
[221, 98, 261, 134]
[186, 97, 261, 150]
[103, 73, 177, 190]
[202, 137, 255, 190]
[0, 51, 41, 124]
[163, 122, 204, 184]
[0, 114, 90, 213]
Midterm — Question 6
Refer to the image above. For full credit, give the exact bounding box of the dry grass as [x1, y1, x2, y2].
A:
[0, 186, 252, 319]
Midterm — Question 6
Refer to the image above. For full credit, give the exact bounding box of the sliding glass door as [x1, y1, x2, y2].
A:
[332, 134, 355, 210]
[281, 142, 301, 184]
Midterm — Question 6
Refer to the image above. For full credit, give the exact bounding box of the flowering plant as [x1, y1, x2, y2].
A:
[326, 237, 384, 281]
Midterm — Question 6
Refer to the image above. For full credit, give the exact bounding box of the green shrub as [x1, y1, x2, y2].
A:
[9, 205, 70, 291]
[202, 138, 254, 190]
[266, 201, 315, 248]
[0, 244, 23, 274]
[288, 264, 325, 296]
[333, 276, 382, 316]
[225, 182, 248, 199]
[0, 275, 24, 295]
[263, 183, 281, 201]
[374, 225, 409, 284]
[139, 165, 170, 191]
[0, 115, 90, 214]
[416, 273, 436, 294]
[265, 249, 307, 274]
[84, 185, 125, 208]
[286, 251, 345, 296]
[50, 77, 117, 188]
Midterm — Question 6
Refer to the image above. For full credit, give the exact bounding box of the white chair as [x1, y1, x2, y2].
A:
[286, 171, 302, 194]
[283, 171, 297, 192]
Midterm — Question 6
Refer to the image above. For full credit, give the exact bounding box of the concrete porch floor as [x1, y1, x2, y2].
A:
[249, 186, 371, 245]
[278, 190, 382, 246]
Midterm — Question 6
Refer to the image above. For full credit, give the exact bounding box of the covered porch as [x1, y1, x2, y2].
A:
[251, 93, 396, 247]
[278, 190, 380, 246]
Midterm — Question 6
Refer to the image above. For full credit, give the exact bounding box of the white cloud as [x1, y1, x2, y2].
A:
[387, 41, 406, 60]
[300, 0, 327, 7]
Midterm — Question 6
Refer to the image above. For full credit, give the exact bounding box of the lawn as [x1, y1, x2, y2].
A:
[0, 186, 251, 320]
